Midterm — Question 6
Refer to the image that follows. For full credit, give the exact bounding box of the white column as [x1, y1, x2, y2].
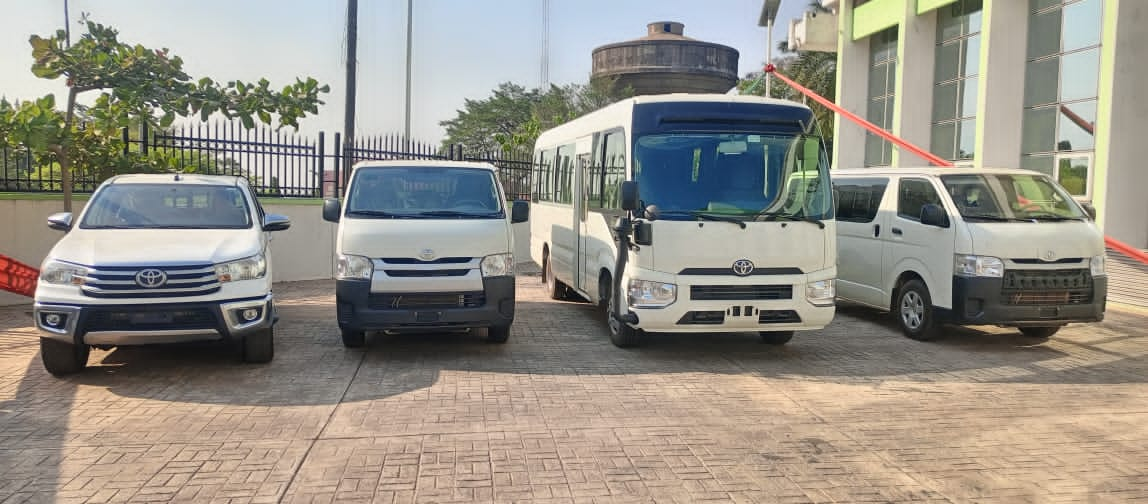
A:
[890, 3, 937, 167]
[974, 0, 1028, 169]
[831, 2, 870, 170]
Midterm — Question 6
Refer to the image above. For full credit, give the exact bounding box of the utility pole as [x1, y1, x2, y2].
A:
[343, 0, 358, 180]
[541, 0, 550, 90]
[404, 0, 413, 142]
[758, 1, 780, 98]
[64, 0, 71, 47]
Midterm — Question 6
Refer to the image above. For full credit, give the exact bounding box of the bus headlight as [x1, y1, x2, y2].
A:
[1090, 255, 1106, 276]
[481, 253, 514, 277]
[337, 254, 374, 280]
[806, 279, 836, 306]
[627, 279, 676, 308]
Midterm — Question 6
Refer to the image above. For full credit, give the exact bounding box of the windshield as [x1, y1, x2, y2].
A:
[79, 183, 253, 229]
[632, 133, 832, 221]
[940, 173, 1087, 221]
[345, 166, 503, 218]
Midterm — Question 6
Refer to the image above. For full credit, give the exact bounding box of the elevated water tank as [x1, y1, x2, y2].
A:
[591, 22, 740, 95]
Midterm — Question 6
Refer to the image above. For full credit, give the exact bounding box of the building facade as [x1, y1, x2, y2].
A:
[787, 0, 1148, 247]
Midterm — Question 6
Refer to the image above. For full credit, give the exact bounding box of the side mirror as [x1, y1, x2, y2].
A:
[1081, 201, 1097, 220]
[633, 221, 653, 246]
[920, 203, 950, 228]
[322, 198, 342, 223]
[510, 200, 529, 224]
[620, 181, 639, 212]
[263, 214, 291, 232]
[47, 212, 73, 232]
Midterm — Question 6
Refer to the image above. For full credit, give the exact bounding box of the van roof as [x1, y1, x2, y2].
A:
[351, 159, 498, 172]
[104, 173, 243, 186]
[830, 166, 1047, 178]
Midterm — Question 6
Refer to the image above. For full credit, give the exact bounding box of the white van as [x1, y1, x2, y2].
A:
[322, 160, 529, 346]
[831, 167, 1106, 340]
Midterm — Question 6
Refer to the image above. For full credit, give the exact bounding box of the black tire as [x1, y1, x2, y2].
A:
[243, 327, 274, 364]
[603, 279, 642, 347]
[40, 337, 89, 376]
[487, 324, 511, 343]
[760, 331, 795, 345]
[544, 253, 567, 300]
[341, 328, 366, 348]
[598, 272, 613, 320]
[1019, 326, 1061, 339]
[896, 279, 941, 341]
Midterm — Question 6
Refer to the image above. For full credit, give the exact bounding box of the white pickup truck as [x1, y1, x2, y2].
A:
[32, 173, 290, 375]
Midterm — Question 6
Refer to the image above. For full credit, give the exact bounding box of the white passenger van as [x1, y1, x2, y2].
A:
[529, 94, 837, 347]
[323, 160, 529, 346]
[831, 167, 1106, 340]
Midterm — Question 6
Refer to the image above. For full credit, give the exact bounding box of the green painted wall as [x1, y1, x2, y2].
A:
[1091, 0, 1119, 225]
[917, 0, 959, 15]
[853, 0, 905, 40]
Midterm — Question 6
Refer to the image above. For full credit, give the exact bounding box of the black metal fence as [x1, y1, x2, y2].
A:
[1, 123, 532, 200]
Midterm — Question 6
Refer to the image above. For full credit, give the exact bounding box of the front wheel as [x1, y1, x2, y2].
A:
[1019, 326, 1061, 339]
[544, 254, 568, 301]
[40, 338, 89, 376]
[896, 279, 940, 341]
[759, 331, 795, 345]
[242, 327, 274, 364]
[341, 328, 366, 348]
[487, 324, 511, 343]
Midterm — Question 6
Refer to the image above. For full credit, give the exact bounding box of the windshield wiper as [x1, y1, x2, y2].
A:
[416, 210, 501, 218]
[962, 215, 1021, 222]
[756, 213, 826, 229]
[650, 210, 747, 229]
[82, 225, 144, 229]
[345, 209, 408, 218]
[1026, 214, 1081, 221]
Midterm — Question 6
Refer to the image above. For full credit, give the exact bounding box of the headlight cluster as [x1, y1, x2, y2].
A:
[806, 279, 835, 306]
[954, 254, 1004, 278]
[1090, 255, 1106, 276]
[627, 279, 676, 308]
[337, 254, 374, 280]
[39, 260, 89, 286]
[481, 253, 514, 277]
[215, 254, 267, 283]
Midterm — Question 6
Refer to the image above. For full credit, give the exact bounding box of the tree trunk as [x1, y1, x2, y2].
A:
[60, 87, 78, 213]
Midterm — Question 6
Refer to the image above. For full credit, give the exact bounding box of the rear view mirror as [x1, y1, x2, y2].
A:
[263, 214, 291, 232]
[1081, 201, 1097, 220]
[322, 198, 342, 223]
[510, 200, 529, 224]
[920, 203, 950, 228]
[47, 212, 73, 232]
[620, 181, 639, 212]
[633, 221, 653, 246]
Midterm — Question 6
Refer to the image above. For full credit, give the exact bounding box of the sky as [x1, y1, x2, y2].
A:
[0, 0, 810, 146]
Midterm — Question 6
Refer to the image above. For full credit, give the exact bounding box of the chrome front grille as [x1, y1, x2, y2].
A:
[81, 264, 221, 299]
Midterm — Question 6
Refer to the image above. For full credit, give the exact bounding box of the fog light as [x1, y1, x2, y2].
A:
[241, 308, 260, 321]
[44, 313, 63, 327]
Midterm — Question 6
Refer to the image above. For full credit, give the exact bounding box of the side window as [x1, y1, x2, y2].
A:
[897, 178, 943, 221]
[556, 144, 574, 205]
[535, 149, 555, 202]
[833, 177, 889, 223]
[587, 134, 604, 209]
[602, 132, 626, 209]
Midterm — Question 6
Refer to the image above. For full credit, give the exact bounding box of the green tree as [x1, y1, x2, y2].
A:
[0, 17, 329, 210]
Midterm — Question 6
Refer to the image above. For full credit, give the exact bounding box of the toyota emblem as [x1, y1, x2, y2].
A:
[134, 269, 168, 288]
[732, 259, 755, 276]
[1044, 250, 1056, 261]
[418, 249, 436, 261]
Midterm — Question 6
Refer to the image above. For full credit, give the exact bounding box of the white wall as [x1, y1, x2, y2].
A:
[891, 3, 937, 167]
[0, 197, 534, 306]
[975, 0, 1028, 169]
[832, 1, 870, 170]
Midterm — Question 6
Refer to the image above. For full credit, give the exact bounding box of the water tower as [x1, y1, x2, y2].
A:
[591, 21, 740, 95]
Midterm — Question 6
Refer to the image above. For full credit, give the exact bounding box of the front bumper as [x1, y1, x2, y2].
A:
[945, 275, 1107, 327]
[336, 276, 516, 332]
[33, 295, 275, 345]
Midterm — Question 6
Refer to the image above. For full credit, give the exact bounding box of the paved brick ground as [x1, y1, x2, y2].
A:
[1, 267, 1147, 503]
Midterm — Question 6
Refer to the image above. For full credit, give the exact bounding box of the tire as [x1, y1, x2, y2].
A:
[603, 279, 642, 347]
[896, 279, 940, 341]
[544, 254, 567, 301]
[487, 324, 511, 343]
[1019, 326, 1061, 339]
[341, 328, 366, 348]
[760, 331, 795, 345]
[40, 337, 89, 376]
[243, 327, 274, 364]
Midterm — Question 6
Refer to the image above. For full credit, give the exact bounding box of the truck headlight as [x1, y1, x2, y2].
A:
[337, 254, 373, 280]
[1090, 255, 1106, 276]
[806, 279, 836, 306]
[627, 279, 676, 308]
[215, 254, 267, 283]
[39, 260, 89, 286]
[481, 253, 514, 277]
[954, 255, 1004, 278]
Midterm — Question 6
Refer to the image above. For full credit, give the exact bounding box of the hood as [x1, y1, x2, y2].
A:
[50, 228, 262, 267]
[338, 218, 511, 259]
[636, 220, 830, 274]
[966, 220, 1105, 261]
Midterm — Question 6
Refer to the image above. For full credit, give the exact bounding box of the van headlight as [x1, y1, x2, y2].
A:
[481, 253, 514, 277]
[954, 255, 1004, 278]
[40, 260, 89, 285]
[215, 254, 267, 282]
[806, 279, 836, 306]
[1090, 255, 1106, 276]
[337, 254, 373, 280]
[627, 279, 676, 308]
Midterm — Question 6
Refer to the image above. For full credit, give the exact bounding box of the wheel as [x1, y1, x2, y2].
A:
[487, 324, 511, 343]
[759, 331, 795, 345]
[341, 328, 366, 348]
[598, 273, 613, 320]
[896, 279, 940, 341]
[1019, 326, 1061, 339]
[603, 278, 642, 347]
[243, 327, 274, 363]
[544, 253, 567, 300]
[40, 338, 89, 376]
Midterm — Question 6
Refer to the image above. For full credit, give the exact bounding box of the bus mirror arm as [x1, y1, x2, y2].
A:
[611, 214, 640, 326]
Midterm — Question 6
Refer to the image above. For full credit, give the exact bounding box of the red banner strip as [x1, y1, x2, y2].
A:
[0, 255, 38, 298]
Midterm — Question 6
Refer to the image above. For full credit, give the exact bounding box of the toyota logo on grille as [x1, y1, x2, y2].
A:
[732, 259, 755, 276]
[135, 269, 168, 288]
[418, 249, 436, 261]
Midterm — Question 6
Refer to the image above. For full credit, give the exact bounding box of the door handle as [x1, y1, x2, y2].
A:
[891, 227, 903, 236]
[873, 224, 880, 237]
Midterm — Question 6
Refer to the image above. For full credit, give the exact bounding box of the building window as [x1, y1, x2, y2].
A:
[865, 27, 898, 167]
[930, 0, 982, 162]
[1021, 0, 1102, 198]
